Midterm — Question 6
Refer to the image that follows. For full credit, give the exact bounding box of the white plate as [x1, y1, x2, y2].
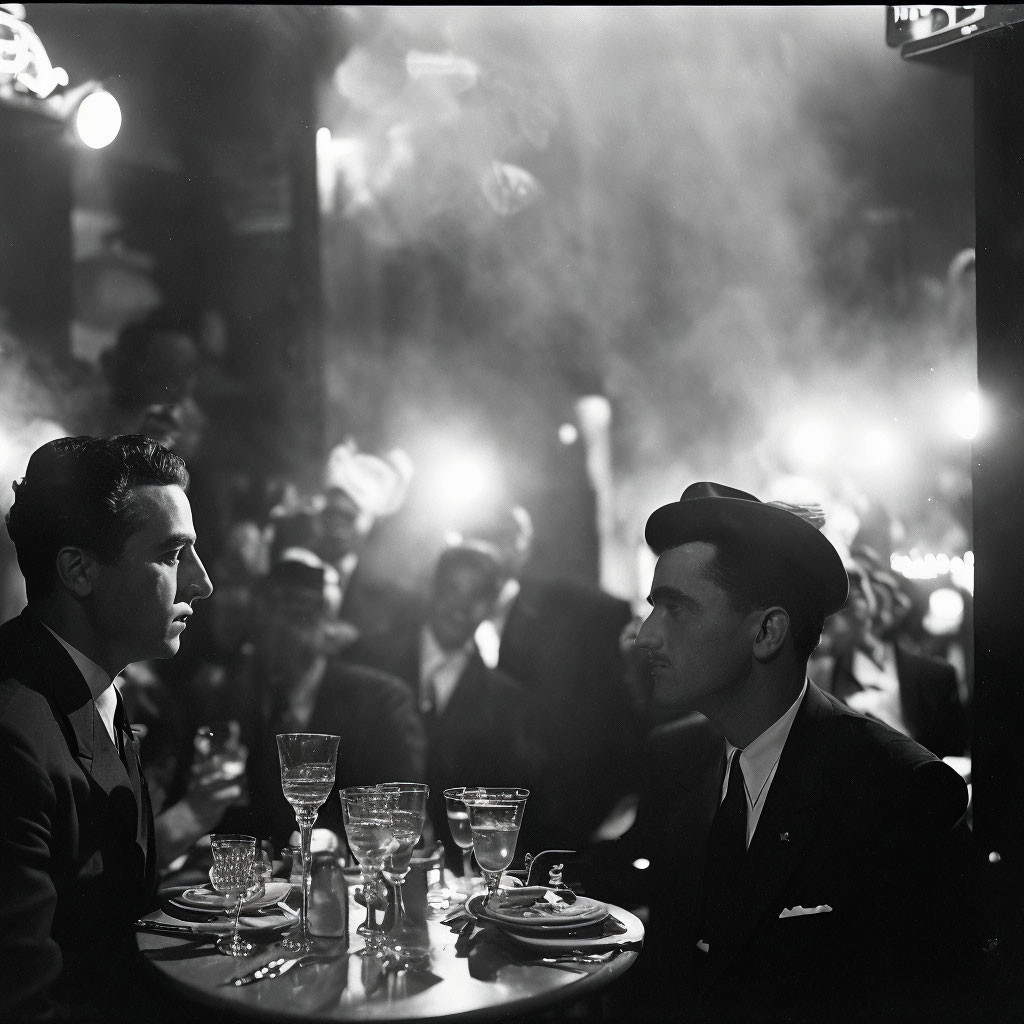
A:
[469, 893, 610, 931]
[169, 880, 292, 914]
[498, 905, 645, 951]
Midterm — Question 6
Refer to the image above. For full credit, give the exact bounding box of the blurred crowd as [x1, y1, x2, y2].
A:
[0, 306, 975, 889]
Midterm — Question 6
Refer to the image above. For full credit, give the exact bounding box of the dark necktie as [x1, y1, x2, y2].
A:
[112, 689, 129, 767]
[698, 750, 748, 955]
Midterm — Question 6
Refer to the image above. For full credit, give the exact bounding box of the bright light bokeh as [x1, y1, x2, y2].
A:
[558, 422, 578, 445]
[419, 447, 502, 529]
[787, 419, 835, 470]
[75, 89, 121, 148]
[952, 390, 980, 440]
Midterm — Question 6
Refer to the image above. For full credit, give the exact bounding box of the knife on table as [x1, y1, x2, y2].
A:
[135, 920, 225, 936]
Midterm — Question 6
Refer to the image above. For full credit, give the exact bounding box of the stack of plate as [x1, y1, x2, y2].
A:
[468, 893, 613, 949]
[169, 880, 292, 914]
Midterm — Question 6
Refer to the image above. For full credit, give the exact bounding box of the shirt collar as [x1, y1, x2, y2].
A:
[727, 678, 808, 809]
[421, 625, 474, 671]
[40, 623, 115, 701]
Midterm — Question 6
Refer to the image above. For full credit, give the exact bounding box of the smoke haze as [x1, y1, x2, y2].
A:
[320, 5, 975, 595]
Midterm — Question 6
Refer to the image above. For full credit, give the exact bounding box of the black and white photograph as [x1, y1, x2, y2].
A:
[0, 5, 1016, 1023]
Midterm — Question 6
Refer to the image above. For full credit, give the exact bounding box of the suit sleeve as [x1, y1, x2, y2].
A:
[0, 715, 63, 1021]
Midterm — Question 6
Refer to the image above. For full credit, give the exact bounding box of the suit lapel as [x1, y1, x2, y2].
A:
[703, 684, 830, 987]
[20, 613, 144, 849]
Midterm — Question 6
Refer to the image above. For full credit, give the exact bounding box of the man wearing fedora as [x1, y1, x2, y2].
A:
[598, 482, 980, 1022]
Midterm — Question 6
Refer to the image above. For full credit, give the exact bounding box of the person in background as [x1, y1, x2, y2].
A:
[213, 549, 426, 852]
[467, 505, 643, 853]
[116, 662, 250, 879]
[312, 438, 418, 641]
[344, 540, 545, 866]
[0, 435, 214, 1021]
[809, 546, 970, 760]
[594, 482, 979, 1023]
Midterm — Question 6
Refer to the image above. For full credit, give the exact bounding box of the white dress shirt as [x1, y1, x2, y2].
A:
[42, 623, 119, 746]
[474, 577, 521, 669]
[419, 627, 472, 716]
[844, 642, 908, 736]
[723, 679, 808, 847]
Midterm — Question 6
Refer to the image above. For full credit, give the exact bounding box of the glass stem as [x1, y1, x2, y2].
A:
[297, 811, 315, 947]
[232, 894, 244, 949]
[392, 877, 407, 930]
[462, 849, 473, 878]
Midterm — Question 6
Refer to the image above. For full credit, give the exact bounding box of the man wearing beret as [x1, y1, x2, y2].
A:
[603, 483, 981, 1022]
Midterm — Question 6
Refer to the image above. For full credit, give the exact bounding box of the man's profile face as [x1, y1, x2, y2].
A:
[87, 483, 213, 670]
[635, 540, 762, 715]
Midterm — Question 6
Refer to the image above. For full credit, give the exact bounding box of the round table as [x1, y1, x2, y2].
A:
[136, 886, 643, 1022]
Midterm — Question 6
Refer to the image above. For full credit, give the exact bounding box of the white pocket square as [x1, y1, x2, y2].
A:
[779, 904, 833, 918]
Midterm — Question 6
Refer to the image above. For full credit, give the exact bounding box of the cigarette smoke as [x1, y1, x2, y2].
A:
[319, 6, 975, 597]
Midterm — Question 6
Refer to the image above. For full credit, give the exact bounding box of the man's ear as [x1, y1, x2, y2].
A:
[55, 547, 96, 598]
[753, 607, 789, 660]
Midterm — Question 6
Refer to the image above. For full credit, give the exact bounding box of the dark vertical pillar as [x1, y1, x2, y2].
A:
[972, 29, 1024, 971]
[0, 108, 71, 359]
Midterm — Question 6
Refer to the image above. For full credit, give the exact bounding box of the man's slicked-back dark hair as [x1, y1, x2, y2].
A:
[5, 434, 189, 602]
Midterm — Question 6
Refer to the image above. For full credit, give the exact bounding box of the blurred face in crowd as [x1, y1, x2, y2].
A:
[86, 483, 213, 673]
[319, 488, 373, 562]
[634, 541, 764, 716]
[816, 567, 875, 658]
[255, 580, 329, 681]
[430, 560, 497, 652]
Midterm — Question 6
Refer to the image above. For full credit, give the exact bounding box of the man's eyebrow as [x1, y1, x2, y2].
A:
[647, 585, 697, 608]
[159, 532, 195, 550]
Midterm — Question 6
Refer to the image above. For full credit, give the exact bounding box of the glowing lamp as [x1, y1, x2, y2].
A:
[952, 390, 980, 440]
[74, 88, 121, 149]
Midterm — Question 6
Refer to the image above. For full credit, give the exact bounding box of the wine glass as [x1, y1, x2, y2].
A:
[194, 720, 247, 783]
[462, 787, 529, 907]
[380, 782, 429, 962]
[209, 833, 262, 957]
[444, 787, 482, 894]
[276, 733, 341, 953]
[341, 785, 397, 958]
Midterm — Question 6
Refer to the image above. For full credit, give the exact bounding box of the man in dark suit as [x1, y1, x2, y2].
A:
[811, 551, 970, 759]
[212, 551, 427, 851]
[469, 506, 643, 851]
[596, 482, 979, 1023]
[344, 541, 545, 867]
[0, 435, 214, 1021]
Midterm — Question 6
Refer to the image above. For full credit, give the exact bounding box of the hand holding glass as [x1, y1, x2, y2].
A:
[462, 788, 529, 907]
[276, 733, 340, 953]
[209, 833, 262, 957]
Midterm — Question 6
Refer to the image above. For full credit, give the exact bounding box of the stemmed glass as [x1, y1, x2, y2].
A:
[462, 787, 529, 907]
[380, 782, 430, 962]
[209, 833, 263, 957]
[341, 785, 396, 958]
[276, 733, 341, 953]
[443, 787, 474, 880]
